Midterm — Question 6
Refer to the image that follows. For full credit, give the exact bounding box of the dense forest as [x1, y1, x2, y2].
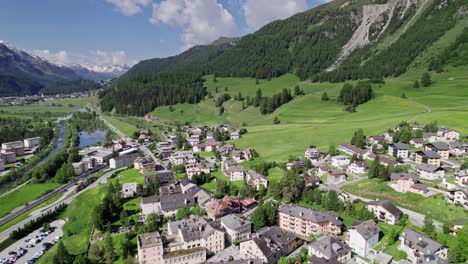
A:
[99, 71, 205, 116]
[68, 111, 106, 132]
[338, 82, 374, 109]
[0, 117, 54, 148]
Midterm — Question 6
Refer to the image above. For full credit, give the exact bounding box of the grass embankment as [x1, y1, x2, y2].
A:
[201, 171, 245, 193]
[100, 114, 139, 137]
[0, 183, 60, 218]
[343, 178, 467, 224]
[0, 191, 64, 233]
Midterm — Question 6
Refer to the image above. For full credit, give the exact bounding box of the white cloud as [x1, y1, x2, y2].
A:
[32, 49, 136, 67]
[31, 49, 70, 65]
[242, 0, 308, 30]
[105, 0, 151, 16]
[151, 0, 238, 50]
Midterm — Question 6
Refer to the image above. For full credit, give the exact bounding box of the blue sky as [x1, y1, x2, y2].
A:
[0, 0, 328, 66]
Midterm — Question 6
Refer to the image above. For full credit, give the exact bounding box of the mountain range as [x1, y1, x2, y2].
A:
[0, 41, 129, 96]
[100, 0, 468, 116]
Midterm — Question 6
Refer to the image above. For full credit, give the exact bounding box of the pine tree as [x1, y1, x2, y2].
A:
[413, 80, 420, 88]
[321, 92, 329, 101]
[104, 232, 115, 264]
[421, 72, 432, 87]
[219, 105, 224, 116]
[53, 241, 72, 264]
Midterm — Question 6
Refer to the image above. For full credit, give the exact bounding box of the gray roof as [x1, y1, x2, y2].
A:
[308, 258, 341, 264]
[210, 259, 262, 264]
[220, 214, 251, 230]
[351, 220, 380, 240]
[366, 200, 402, 217]
[391, 142, 409, 150]
[417, 150, 441, 159]
[427, 142, 450, 151]
[138, 232, 162, 249]
[411, 184, 428, 191]
[246, 170, 267, 181]
[142, 186, 210, 211]
[401, 228, 445, 255]
[178, 218, 222, 242]
[278, 204, 342, 225]
[390, 172, 418, 181]
[309, 236, 351, 260]
[251, 226, 296, 260]
[416, 163, 441, 173]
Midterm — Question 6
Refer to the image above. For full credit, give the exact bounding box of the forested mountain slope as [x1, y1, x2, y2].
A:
[102, 0, 468, 115]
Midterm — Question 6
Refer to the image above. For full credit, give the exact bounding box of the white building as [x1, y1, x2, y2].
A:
[23, 137, 41, 148]
[331, 155, 350, 168]
[446, 189, 467, 208]
[305, 148, 320, 160]
[437, 128, 460, 141]
[245, 170, 268, 190]
[365, 200, 402, 225]
[122, 182, 138, 198]
[399, 228, 448, 264]
[220, 214, 251, 242]
[347, 161, 369, 174]
[348, 220, 380, 257]
[416, 163, 445, 181]
[388, 143, 409, 159]
[109, 153, 139, 169]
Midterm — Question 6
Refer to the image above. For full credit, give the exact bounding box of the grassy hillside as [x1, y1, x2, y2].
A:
[151, 66, 468, 162]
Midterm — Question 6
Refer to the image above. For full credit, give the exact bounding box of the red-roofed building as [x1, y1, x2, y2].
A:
[206, 196, 241, 220]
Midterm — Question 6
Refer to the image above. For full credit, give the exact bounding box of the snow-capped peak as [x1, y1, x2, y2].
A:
[71, 63, 130, 74]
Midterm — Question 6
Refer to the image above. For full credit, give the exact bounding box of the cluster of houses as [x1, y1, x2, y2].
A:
[136, 194, 450, 264]
[303, 125, 467, 208]
[108, 122, 465, 264]
[0, 137, 41, 171]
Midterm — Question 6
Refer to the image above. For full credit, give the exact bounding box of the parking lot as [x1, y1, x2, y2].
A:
[0, 220, 64, 264]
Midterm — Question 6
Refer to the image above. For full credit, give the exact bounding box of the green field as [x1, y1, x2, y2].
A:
[201, 171, 245, 192]
[110, 168, 145, 185]
[149, 66, 468, 162]
[0, 183, 60, 218]
[343, 178, 468, 224]
[101, 114, 139, 137]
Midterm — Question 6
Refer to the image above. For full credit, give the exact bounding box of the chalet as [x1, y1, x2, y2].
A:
[187, 135, 200, 146]
[446, 189, 467, 208]
[365, 200, 402, 225]
[305, 147, 321, 160]
[230, 130, 240, 140]
[455, 169, 468, 185]
[327, 170, 347, 185]
[347, 161, 369, 174]
[416, 163, 445, 181]
[331, 155, 350, 168]
[193, 141, 220, 153]
[384, 132, 394, 143]
[242, 149, 253, 161]
[186, 167, 201, 180]
[308, 236, 351, 264]
[277, 204, 343, 237]
[197, 162, 212, 174]
[338, 144, 366, 157]
[144, 170, 176, 187]
[415, 150, 441, 167]
[245, 170, 268, 190]
[305, 175, 321, 187]
[369, 135, 385, 145]
[388, 143, 409, 159]
[390, 173, 427, 195]
[437, 127, 460, 141]
[221, 158, 238, 174]
[168, 151, 196, 165]
[366, 153, 396, 166]
[410, 138, 424, 148]
[411, 124, 425, 132]
[400, 228, 448, 263]
[348, 220, 381, 257]
[112, 140, 126, 152]
[206, 195, 241, 220]
[317, 165, 330, 176]
[448, 142, 468, 157]
[425, 142, 450, 159]
[134, 157, 155, 174]
[217, 144, 234, 156]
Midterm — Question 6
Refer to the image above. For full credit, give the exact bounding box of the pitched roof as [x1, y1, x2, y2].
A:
[401, 228, 445, 254]
[390, 172, 418, 181]
[411, 184, 428, 191]
[427, 142, 450, 151]
[251, 226, 296, 259]
[220, 214, 251, 230]
[366, 200, 402, 217]
[351, 220, 380, 240]
[278, 204, 342, 225]
[417, 150, 441, 159]
[416, 163, 441, 173]
[309, 236, 351, 260]
[391, 142, 409, 150]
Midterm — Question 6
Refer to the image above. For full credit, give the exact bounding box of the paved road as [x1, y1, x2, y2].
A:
[0, 165, 106, 227]
[0, 168, 124, 245]
[0, 220, 64, 264]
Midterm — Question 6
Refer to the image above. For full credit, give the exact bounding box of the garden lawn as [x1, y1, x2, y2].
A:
[267, 167, 285, 182]
[201, 171, 245, 193]
[0, 183, 60, 218]
[110, 168, 145, 185]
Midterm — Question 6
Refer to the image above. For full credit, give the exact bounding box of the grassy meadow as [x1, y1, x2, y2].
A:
[149, 66, 468, 162]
